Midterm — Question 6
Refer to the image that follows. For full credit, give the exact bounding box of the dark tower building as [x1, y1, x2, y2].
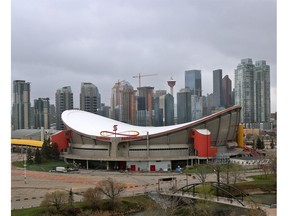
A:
[213, 69, 223, 108]
[177, 88, 192, 124]
[80, 82, 101, 114]
[55, 86, 73, 130]
[34, 97, 50, 129]
[222, 75, 232, 108]
[12, 80, 31, 130]
[136, 86, 154, 126]
[185, 70, 202, 96]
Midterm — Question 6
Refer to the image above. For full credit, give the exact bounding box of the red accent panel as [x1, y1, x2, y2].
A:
[51, 130, 71, 152]
[150, 165, 156, 172]
[130, 165, 136, 172]
[190, 129, 217, 157]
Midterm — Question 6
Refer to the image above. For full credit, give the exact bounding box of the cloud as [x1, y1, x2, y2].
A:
[11, 0, 277, 111]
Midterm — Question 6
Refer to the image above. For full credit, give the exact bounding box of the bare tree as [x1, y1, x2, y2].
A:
[229, 164, 245, 184]
[83, 187, 102, 209]
[193, 199, 216, 216]
[258, 154, 271, 178]
[95, 177, 126, 204]
[156, 193, 182, 216]
[194, 164, 210, 183]
[68, 188, 74, 206]
[268, 153, 277, 179]
[40, 190, 68, 211]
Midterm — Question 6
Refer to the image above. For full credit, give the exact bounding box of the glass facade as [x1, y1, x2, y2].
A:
[12, 80, 31, 130]
[185, 70, 202, 96]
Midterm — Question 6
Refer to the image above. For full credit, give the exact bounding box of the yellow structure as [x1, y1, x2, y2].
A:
[237, 124, 244, 147]
[11, 139, 43, 148]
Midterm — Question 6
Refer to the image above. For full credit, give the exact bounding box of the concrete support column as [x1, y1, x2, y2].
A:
[110, 137, 120, 158]
[146, 131, 149, 158]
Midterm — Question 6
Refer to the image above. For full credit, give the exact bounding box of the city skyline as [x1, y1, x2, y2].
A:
[11, 0, 277, 112]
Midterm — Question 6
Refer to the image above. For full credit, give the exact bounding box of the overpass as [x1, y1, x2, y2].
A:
[159, 181, 256, 209]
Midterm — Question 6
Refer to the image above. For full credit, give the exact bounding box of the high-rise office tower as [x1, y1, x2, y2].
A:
[154, 90, 167, 98]
[110, 80, 136, 124]
[153, 96, 164, 126]
[34, 98, 50, 129]
[55, 86, 73, 130]
[213, 69, 223, 108]
[153, 90, 167, 125]
[164, 94, 175, 126]
[191, 95, 203, 121]
[49, 104, 57, 129]
[153, 93, 174, 126]
[235, 58, 255, 124]
[12, 80, 31, 130]
[222, 75, 232, 108]
[80, 82, 101, 114]
[185, 70, 202, 96]
[136, 86, 154, 126]
[254, 60, 271, 123]
[177, 88, 192, 124]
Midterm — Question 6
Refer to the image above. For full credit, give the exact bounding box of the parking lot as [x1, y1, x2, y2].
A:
[11, 153, 191, 210]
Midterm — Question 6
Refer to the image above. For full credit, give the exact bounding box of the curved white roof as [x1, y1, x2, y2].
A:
[62, 106, 240, 139]
[62, 109, 193, 138]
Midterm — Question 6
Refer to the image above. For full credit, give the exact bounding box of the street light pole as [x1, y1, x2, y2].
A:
[146, 131, 149, 157]
[226, 157, 230, 185]
[24, 146, 27, 184]
[206, 129, 208, 163]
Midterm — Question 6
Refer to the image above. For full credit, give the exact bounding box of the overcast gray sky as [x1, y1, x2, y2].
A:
[11, 0, 277, 112]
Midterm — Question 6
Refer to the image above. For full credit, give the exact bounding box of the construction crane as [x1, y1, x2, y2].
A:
[132, 73, 158, 88]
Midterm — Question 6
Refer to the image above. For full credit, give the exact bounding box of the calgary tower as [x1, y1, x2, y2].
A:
[167, 77, 176, 97]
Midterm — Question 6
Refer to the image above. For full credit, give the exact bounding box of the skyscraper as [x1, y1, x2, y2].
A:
[254, 60, 271, 123]
[153, 93, 174, 126]
[177, 88, 192, 124]
[222, 75, 232, 108]
[34, 97, 50, 129]
[80, 82, 101, 114]
[55, 86, 73, 130]
[213, 69, 223, 108]
[185, 70, 202, 96]
[235, 58, 272, 128]
[164, 94, 175, 126]
[12, 80, 31, 130]
[110, 80, 136, 124]
[136, 86, 154, 126]
[235, 58, 255, 124]
[191, 95, 203, 121]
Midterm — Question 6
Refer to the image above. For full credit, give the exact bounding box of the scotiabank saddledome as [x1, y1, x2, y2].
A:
[62, 105, 242, 171]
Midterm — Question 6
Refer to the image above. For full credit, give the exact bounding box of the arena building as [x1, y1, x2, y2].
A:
[61, 105, 243, 171]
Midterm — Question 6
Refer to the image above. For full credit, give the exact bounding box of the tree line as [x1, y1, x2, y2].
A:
[26, 138, 60, 164]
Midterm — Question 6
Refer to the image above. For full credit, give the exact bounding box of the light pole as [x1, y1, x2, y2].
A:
[146, 131, 149, 157]
[23, 146, 27, 184]
[206, 128, 209, 163]
[226, 157, 230, 185]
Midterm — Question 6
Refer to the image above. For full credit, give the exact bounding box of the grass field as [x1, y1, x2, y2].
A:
[12, 160, 67, 172]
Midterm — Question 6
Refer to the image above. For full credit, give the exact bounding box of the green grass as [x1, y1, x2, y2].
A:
[235, 174, 276, 192]
[11, 195, 156, 216]
[11, 206, 44, 216]
[12, 160, 67, 172]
